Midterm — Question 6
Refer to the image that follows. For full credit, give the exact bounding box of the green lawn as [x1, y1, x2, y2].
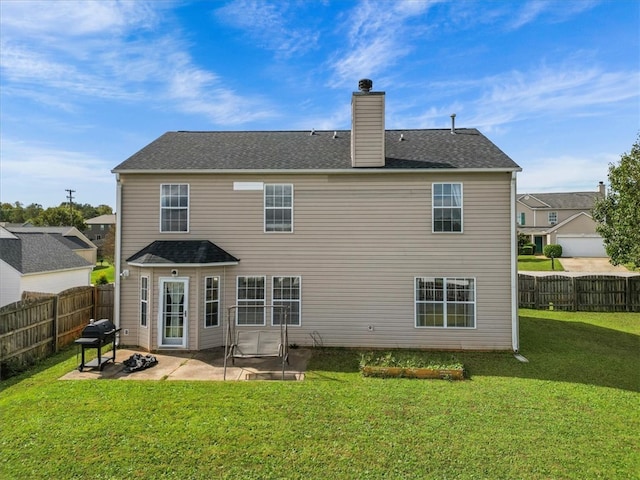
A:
[1, 310, 638, 479]
[91, 261, 115, 284]
[518, 254, 565, 271]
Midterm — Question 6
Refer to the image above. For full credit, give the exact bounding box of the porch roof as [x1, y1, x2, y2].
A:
[126, 240, 239, 267]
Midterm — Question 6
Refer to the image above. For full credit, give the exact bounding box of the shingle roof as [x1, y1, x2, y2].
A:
[8, 226, 94, 249]
[0, 232, 93, 274]
[86, 214, 116, 225]
[126, 240, 240, 266]
[518, 192, 602, 209]
[112, 129, 520, 172]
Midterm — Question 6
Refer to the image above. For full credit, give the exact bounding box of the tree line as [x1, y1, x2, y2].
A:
[0, 202, 113, 231]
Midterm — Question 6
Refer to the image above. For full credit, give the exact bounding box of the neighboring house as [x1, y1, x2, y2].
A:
[7, 226, 98, 264]
[84, 214, 116, 258]
[517, 183, 606, 257]
[0, 226, 94, 307]
[111, 80, 522, 353]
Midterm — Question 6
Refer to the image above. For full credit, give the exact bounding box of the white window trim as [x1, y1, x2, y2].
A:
[271, 275, 302, 327]
[264, 184, 294, 233]
[236, 276, 266, 326]
[432, 182, 464, 234]
[159, 183, 190, 233]
[414, 276, 476, 329]
[140, 275, 149, 328]
[204, 276, 220, 328]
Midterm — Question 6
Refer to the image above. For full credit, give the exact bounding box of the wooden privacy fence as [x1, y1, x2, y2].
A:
[519, 274, 640, 312]
[0, 284, 114, 378]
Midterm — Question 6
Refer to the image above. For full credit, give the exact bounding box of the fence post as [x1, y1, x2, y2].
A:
[53, 295, 60, 353]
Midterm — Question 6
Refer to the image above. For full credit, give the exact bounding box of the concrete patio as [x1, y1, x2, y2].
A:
[60, 347, 312, 381]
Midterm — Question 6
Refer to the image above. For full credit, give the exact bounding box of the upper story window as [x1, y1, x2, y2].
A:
[518, 212, 525, 226]
[160, 184, 189, 232]
[265, 184, 293, 232]
[548, 212, 558, 224]
[433, 183, 463, 233]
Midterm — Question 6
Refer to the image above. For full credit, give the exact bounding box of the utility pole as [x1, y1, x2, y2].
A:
[65, 189, 75, 225]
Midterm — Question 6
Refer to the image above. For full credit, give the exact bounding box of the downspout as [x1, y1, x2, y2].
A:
[510, 171, 520, 352]
[114, 174, 123, 333]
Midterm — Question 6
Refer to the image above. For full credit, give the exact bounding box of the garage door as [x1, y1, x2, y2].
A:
[557, 235, 606, 257]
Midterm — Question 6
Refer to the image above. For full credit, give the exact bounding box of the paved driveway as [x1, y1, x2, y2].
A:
[558, 257, 630, 273]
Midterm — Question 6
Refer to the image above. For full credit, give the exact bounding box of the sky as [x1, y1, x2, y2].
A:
[1, 0, 639, 210]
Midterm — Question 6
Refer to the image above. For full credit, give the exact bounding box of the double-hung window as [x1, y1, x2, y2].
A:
[272, 276, 301, 326]
[140, 276, 149, 327]
[415, 277, 475, 328]
[265, 184, 293, 232]
[160, 184, 189, 232]
[204, 276, 220, 327]
[548, 212, 558, 224]
[236, 276, 265, 325]
[433, 183, 463, 232]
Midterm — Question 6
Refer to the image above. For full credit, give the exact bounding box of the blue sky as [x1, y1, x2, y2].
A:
[1, 0, 638, 209]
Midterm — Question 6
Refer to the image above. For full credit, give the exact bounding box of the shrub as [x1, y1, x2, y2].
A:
[521, 243, 535, 255]
[96, 274, 110, 285]
[544, 244, 563, 258]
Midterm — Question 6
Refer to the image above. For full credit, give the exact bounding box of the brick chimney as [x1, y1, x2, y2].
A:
[351, 79, 385, 167]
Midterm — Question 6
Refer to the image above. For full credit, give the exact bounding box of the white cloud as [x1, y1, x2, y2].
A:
[0, 0, 275, 126]
[327, 0, 438, 87]
[507, 0, 600, 30]
[0, 138, 115, 206]
[517, 153, 614, 193]
[0, 0, 159, 36]
[417, 64, 640, 133]
[215, 0, 320, 58]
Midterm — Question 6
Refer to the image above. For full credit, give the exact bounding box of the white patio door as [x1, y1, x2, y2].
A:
[159, 278, 188, 348]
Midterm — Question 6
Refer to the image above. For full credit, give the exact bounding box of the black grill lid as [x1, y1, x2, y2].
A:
[81, 319, 116, 338]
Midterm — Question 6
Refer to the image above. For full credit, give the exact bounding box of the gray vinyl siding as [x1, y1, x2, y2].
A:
[118, 171, 514, 351]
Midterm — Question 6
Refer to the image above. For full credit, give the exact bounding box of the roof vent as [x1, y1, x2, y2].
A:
[333, 131, 338, 139]
[358, 78, 373, 92]
[310, 128, 315, 136]
[399, 133, 405, 141]
[450, 113, 456, 134]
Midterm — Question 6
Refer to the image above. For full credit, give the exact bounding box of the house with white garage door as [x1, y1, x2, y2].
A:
[517, 183, 606, 257]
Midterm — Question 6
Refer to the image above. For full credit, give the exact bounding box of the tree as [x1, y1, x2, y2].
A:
[101, 225, 116, 263]
[33, 206, 87, 231]
[592, 135, 640, 267]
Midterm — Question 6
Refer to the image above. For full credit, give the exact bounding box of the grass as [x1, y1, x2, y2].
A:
[518, 254, 565, 271]
[91, 261, 115, 284]
[1, 310, 639, 479]
[359, 350, 464, 370]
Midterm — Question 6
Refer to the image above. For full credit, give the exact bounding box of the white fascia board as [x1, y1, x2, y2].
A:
[127, 261, 239, 268]
[113, 167, 522, 175]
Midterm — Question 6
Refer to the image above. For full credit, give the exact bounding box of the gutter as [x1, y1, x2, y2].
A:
[510, 171, 520, 352]
[111, 167, 523, 175]
[114, 174, 122, 332]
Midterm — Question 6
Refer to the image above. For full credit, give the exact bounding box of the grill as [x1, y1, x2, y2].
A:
[75, 319, 121, 372]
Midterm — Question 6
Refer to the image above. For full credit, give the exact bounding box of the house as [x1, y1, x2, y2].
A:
[517, 183, 606, 257]
[84, 214, 116, 258]
[111, 80, 522, 353]
[0, 226, 94, 307]
[7, 226, 98, 264]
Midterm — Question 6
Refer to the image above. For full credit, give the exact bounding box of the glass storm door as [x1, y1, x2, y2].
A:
[159, 278, 188, 347]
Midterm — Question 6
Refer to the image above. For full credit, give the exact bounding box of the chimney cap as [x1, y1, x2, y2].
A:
[358, 79, 373, 92]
